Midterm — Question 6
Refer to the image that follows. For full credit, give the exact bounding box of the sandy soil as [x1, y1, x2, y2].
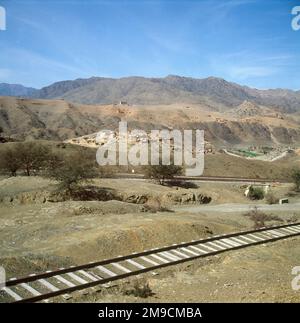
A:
[0, 176, 299, 302]
[72, 237, 300, 303]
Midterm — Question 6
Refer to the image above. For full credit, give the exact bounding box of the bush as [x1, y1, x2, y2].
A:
[248, 186, 264, 200]
[286, 214, 299, 223]
[0, 147, 22, 176]
[123, 279, 153, 298]
[244, 206, 283, 229]
[165, 179, 199, 189]
[143, 164, 183, 185]
[265, 192, 279, 205]
[0, 142, 51, 176]
[291, 169, 300, 191]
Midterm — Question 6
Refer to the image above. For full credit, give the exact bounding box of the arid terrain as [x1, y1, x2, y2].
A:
[1, 96, 300, 148]
[1, 75, 300, 148]
[1, 75, 300, 303]
[2, 0, 300, 309]
[0, 173, 299, 302]
[75, 238, 300, 303]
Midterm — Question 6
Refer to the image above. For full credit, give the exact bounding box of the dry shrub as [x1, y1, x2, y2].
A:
[165, 180, 199, 189]
[244, 206, 283, 229]
[287, 191, 299, 197]
[286, 214, 300, 223]
[291, 169, 300, 192]
[265, 192, 279, 205]
[122, 278, 154, 298]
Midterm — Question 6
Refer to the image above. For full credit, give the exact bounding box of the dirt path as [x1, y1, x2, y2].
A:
[177, 202, 300, 213]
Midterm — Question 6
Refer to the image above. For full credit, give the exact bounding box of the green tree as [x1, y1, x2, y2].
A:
[16, 142, 51, 176]
[144, 164, 183, 185]
[248, 186, 265, 200]
[46, 151, 97, 192]
[0, 147, 22, 176]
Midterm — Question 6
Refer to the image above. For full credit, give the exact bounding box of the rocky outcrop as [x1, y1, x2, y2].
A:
[163, 192, 212, 205]
[0, 190, 50, 204]
[0, 187, 212, 206]
[233, 101, 262, 117]
[122, 194, 148, 204]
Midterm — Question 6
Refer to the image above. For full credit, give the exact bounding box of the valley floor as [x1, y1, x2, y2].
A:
[0, 176, 299, 302]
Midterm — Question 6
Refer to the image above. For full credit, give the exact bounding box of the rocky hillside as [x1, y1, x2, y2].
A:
[1, 96, 300, 146]
[1, 75, 300, 113]
[231, 101, 262, 117]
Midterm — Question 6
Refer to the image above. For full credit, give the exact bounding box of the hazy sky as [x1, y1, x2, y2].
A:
[0, 0, 299, 89]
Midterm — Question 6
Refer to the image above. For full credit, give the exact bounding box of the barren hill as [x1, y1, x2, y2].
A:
[1, 96, 300, 146]
[1, 75, 300, 113]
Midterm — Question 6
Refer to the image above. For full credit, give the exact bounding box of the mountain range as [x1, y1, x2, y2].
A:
[1, 75, 300, 146]
[1, 75, 300, 113]
[0, 83, 38, 98]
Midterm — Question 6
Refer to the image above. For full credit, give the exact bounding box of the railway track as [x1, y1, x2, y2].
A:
[114, 173, 288, 183]
[1, 222, 300, 303]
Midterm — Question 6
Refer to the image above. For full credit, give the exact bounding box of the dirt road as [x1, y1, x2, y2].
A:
[178, 202, 300, 213]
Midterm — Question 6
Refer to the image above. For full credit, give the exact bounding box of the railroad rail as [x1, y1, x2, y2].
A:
[1, 222, 300, 303]
[112, 173, 289, 183]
